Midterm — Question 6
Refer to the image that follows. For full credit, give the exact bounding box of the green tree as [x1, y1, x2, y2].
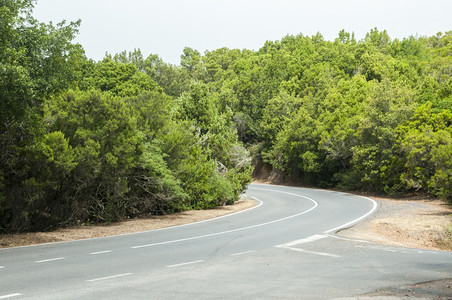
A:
[180, 47, 205, 80]
[144, 53, 191, 97]
[396, 103, 452, 199]
[271, 105, 325, 184]
[173, 83, 252, 205]
[111, 48, 146, 71]
[0, 0, 85, 232]
[260, 91, 302, 159]
[45, 90, 188, 223]
[346, 80, 417, 192]
[82, 58, 159, 97]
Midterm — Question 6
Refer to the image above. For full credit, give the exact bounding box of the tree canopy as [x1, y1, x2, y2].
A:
[1, 0, 451, 233]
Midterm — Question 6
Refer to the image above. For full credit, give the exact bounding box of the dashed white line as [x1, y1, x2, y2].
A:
[167, 260, 204, 268]
[90, 250, 112, 255]
[231, 250, 255, 256]
[87, 273, 132, 282]
[0, 266, 4, 269]
[0, 293, 22, 299]
[35, 257, 65, 263]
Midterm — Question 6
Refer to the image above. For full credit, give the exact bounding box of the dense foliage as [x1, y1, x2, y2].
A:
[1, 0, 450, 232]
[0, 1, 251, 232]
[179, 30, 452, 200]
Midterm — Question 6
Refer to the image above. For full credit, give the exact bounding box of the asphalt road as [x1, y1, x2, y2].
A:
[1, 183, 451, 299]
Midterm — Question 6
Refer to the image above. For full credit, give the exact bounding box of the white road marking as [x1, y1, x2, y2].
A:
[167, 260, 204, 268]
[167, 196, 264, 228]
[276, 235, 340, 257]
[87, 273, 132, 282]
[279, 235, 327, 247]
[90, 250, 112, 255]
[132, 194, 318, 249]
[323, 196, 378, 234]
[231, 250, 255, 256]
[281, 247, 341, 258]
[0, 196, 262, 252]
[0, 266, 4, 269]
[325, 234, 374, 244]
[252, 183, 379, 237]
[0, 294, 22, 299]
[35, 257, 65, 263]
[129, 196, 263, 236]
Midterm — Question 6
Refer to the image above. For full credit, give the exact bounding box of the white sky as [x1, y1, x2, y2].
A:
[33, 0, 452, 65]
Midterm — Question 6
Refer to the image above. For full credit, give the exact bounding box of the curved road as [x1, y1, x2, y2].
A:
[1, 183, 451, 299]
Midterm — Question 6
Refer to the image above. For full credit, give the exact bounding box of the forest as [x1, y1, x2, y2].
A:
[1, 0, 451, 232]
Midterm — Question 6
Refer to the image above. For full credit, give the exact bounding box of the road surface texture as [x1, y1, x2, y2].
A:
[1, 183, 451, 299]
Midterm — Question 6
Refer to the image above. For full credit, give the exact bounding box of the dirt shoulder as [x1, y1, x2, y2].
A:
[0, 199, 256, 248]
[338, 195, 452, 251]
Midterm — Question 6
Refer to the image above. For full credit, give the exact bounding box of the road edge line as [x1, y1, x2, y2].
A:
[324, 196, 379, 234]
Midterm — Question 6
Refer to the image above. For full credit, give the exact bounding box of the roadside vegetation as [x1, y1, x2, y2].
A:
[1, 0, 451, 233]
[0, 0, 251, 232]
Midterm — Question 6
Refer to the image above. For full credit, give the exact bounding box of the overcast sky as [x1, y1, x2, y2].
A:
[33, 0, 452, 65]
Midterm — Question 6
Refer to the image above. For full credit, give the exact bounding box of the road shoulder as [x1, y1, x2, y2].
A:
[338, 195, 452, 251]
[0, 198, 257, 248]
